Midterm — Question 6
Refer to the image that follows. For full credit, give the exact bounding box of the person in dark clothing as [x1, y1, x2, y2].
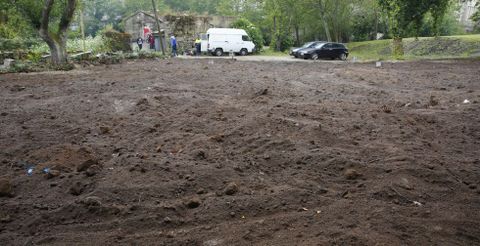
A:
[148, 35, 155, 49]
[195, 37, 201, 56]
[136, 37, 144, 51]
[170, 35, 177, 57]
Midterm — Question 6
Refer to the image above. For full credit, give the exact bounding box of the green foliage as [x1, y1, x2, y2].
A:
[7, 62, 32, 73]
[231, 18, 264, 51]
[164, 0, 220, 14]
[13, 0, 72, 33]
[429, 0, 451, 36]
[348, 34, 480, 60]
[378, 0, 453, 38]
[405, 5, 465, 37]
[264, 0, 297, 51]
[30, 36, 106, 54]
[377, 0, 454, 57]
[0, 6, 36, 39]
[270, 33, 294, 52]
[0, 38, 42, 51]
[472, 2, 480, 31]
[26, 51, 42, 63]
[259, 48, 289, 56]
[81, 0, 124, 37]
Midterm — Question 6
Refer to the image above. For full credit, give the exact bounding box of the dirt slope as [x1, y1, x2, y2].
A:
[0, 59, 479, 245]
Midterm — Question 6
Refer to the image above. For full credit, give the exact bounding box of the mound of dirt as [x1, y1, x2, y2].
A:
[28, 144, 100, 173]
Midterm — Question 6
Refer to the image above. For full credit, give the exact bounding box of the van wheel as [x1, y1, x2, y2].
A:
[215, 48, 223, 56]
[239, 49, 248, 56]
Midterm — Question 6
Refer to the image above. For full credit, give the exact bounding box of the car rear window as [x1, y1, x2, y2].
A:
[333, 43, 345, 49]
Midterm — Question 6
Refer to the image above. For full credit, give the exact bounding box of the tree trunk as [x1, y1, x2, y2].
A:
[321, 16, 331, 42]
[80, 8, 86, 52]
[295, 25, 300, 46]
[392, 37, 404, 57]
[39, 29, 68, 64]
[333, 2, 339, 42]
[37, 0, 76, 65]
[374, 6, 378, 40]
[50, 41, 68, 64]
[152, 0, 165, 55]
[318, 0, 331, 42]
[0, 10, 7, 24]
[273, 16, 281, 51]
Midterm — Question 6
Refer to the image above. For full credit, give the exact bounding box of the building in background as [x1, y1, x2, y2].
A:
[122, 11, 236, 52]
[458, 0, 478, 31]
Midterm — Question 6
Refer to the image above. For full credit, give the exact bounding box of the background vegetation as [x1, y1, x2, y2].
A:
[0, 0, 479, 64]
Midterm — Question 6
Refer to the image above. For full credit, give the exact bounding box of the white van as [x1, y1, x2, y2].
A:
[202, 28, 255, 56]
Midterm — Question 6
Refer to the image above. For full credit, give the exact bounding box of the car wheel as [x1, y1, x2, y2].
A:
[215, 48, 223, 56]
[340, 53, 347, 61]
[239, 49, 248, 56]
[311, 54, 319, 60]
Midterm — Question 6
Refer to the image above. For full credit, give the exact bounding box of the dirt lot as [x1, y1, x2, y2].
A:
[0, 58, 479, 245]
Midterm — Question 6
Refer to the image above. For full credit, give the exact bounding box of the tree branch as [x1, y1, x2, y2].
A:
[40, 0, 55, 33]
[59, 0, 77, 34]
[59, 0, 77, 33]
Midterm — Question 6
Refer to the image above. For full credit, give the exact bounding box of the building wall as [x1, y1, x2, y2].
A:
[124, 12, 169, 40]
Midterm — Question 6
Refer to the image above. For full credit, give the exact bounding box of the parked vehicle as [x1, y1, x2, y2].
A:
[290, 41, 323, 58]
[298, 42, 349, 60]
[202, 28, 256, 56]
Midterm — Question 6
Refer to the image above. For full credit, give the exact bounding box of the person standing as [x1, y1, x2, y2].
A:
[136, 37, 144, 51]
[194, 37, 201, 56]
[170, 35, 177, 57]
[148, 34, 155, 50]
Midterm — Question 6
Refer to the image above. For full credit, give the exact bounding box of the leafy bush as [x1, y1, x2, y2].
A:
[270, 34, 294, 52]
[0, 38, 42, 51]
[30, 36, 106, 54]
[231, 18, 264, 51]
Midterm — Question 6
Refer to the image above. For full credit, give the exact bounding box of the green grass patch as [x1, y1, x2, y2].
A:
[257, 47, 290, 56]
[347, 34, 480, 61]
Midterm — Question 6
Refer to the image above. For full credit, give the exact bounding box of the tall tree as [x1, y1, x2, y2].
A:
[378, 0, 451, 56]
[429, 0, 451, 36]
[12, 0, 78, 64]
[316, 0, 332, 42]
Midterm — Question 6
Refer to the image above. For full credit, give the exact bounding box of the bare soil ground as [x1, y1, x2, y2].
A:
[0, 59, 479, 245]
